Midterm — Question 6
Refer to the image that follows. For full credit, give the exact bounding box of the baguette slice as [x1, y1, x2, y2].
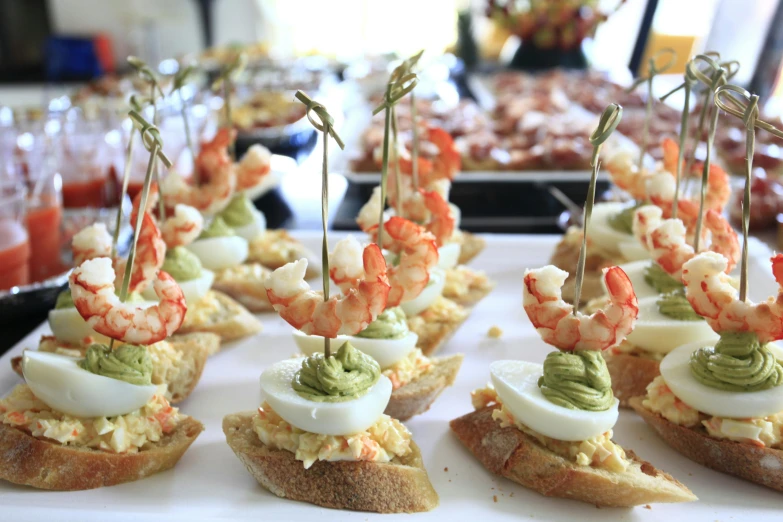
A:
[11, 333, 219, 404]
[178, 290, 262, 342]
[457, 231, 485, 265]
[443, 266, 495, 307]
[605, 352, 661, 408]
[223, 411, 439, 513]
[385, 353, 463, 421]
[407, 296, 470, 357]
[630, 396, 783, 492]
[0, 416, 203, 490]
[211, 263, 274, 313]
[450, 406, 697, 507]
[247, 229, 320, 280]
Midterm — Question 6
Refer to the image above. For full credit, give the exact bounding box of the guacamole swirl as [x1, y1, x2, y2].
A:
[644, 263, 684, 294]
[355, 307, 409, 339]
[198, 216, 236, 239]
[161, 246, 203, 281]
[55, 289, 76, 309]
[690, 331, 783, 392]
[538, 350, 614, 411]
[657, 291, 702, 321]
[80, 343, 153, 386]
[607, 203, 643, 234]
[220, 193, 255, 228]
[292, 342, 381, 402]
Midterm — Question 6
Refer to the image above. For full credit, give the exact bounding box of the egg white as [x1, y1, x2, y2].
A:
[143, 269, 213, 305]
[438, 242, 461, 270]
[22, 351, 157, 418]
[625, 296, 719, 354]
[232, 208, 267, 242]
[400, 267, 446, 317]
[660, 341, 783, 419]
[292, 330, 418, 369]
[260, 358, 392, 435]
[490, 360, 619, 441]
[587, 202, 637, 256]
[618, 239, 651, 262]
[614, 260, 658, 300]
[186, 236, 249, 271]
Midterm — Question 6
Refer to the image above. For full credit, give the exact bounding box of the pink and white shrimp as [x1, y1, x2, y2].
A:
[356, 185, 383, 233]
[523, 265, 638, 351]
[161, 204, 204, 247]
[69, 257, 187, 345]
[400, 126, 461, 187]
[682, 252, 783, 343]
[236, 144, 271, 191]
[72, 223, 112, 266]
[661, 137, 731, 212]
[633, 205, 739, 280]
[265, 242, 390, 337]
[369, 217, 439, 307]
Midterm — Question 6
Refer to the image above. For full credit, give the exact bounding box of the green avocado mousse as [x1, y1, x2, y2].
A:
[81, 343, 154, 385]
[186, 216, 249, 271]
[198, 216, 236, 239]
[144, 246, 214, 305]
[218, 193, 266, 241]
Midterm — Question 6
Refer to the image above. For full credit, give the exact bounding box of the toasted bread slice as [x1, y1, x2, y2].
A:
[550, 228, 616, 305]
[0, 416, 203, 490]
[630, 396, 783, 492]
[457, 231, 485, 265]
[178, 290, 262, 342]
[450, 406, 697, 507]
[223, 411, 439, 513]
[385, 353, 464, 421]
[211, 263, 274, 313]
[12, 333, 219, 404]
[407, 296, 470, 357]
[605, 352, 661, 408]
[247, 229, 319, 280]
[443, 266, 495, 306]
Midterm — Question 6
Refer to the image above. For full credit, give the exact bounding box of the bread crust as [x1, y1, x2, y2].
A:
[408, 298, 470, 357]
[450, 406, 696, 507]
[0, 416, 203, 490]
[630, 396, 783, 492]
[458, 231, 485, 265]
[443, 266, 495, 307]
[211, 263, 274, 313]
[385, 354, 463, 421]
[605, 352, 661, 408]
[222, 411, 439, 513]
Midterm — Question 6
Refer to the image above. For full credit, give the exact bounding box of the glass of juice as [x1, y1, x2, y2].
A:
[59, 114, 118, 209]
[0, 179, 30, 291]
[25, 154, 64, 283]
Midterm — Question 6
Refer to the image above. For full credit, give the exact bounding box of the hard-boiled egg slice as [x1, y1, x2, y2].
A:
[260, 358, 392, 435]
[490, 360, 619, 441]
[587, 202, 635, 256]
[22, 351, 157, 418]
[618, 239, 651, 262]
[614, 260, 658, 299]
[186, 236, 248, 271]
[143, 269, 213, 305]
[625, 297, 719, 354]
[233, 208, 267, 242]
[438, 242, 461, 270]
[400, 267, 446, 316]
[48, 300, 157, 345]
[660, 341, 783, 418]
[292, 331, 418, 369]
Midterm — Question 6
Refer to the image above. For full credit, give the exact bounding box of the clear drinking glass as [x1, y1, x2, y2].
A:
[0, 180, 30, 291]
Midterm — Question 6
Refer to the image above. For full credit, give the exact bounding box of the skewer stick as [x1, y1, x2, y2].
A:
[172, 64, 198, 183]
[715, 85, 783, 302]
[573, 104, 623, 311]
[212, 53, 247, 162]
[295, 91, 344, 358]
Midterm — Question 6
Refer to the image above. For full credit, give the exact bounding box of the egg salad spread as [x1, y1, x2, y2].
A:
[0, 384, 181, 453]
[248, 229, 302, 267]
[443, 266, 491, 299]
[471, 386, 628, 472]
[644, 376, 783, 448]
[253, 402, 412, 469]
[383, 349, 433, 390]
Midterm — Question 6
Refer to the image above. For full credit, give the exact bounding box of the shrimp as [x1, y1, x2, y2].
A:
[400, 126, 460, 187]
[659, 138, 731, 212]
[69, 257, 186, 345]
[265, 243, 390, 337]
[523, 265, 638, 351]
[160, 204, 204, 248]
[356, 185, 383, 233]
[160, 130, 236, 216]
[369, 217, 439, 307]
[72, 223, 112, 266]
[633, 205, 739, 279]
[682, 252, 783, 343]
[604, 147, 651, 201]
[236, 144, 271, 191]
[398, 189, 455, 247]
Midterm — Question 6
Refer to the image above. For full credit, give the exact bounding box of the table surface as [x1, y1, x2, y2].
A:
[2, 231, 782, 521]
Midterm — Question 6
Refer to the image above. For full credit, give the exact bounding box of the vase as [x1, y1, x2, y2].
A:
[509, 41, 588, 71]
